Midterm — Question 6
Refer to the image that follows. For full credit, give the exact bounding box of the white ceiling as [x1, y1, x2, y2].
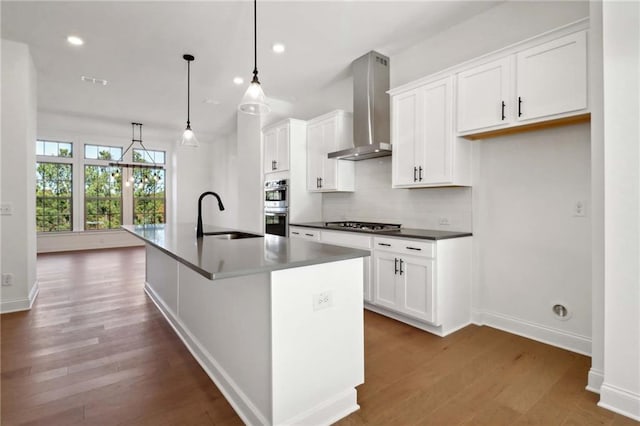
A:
[1, 1, 501, 142]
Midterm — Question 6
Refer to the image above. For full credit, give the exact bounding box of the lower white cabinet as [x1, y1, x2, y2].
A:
[373, 244, 436, 324]
[321, 230, 373, 302]
[289, 226, 320, 241]
[371, 235, 472, 336]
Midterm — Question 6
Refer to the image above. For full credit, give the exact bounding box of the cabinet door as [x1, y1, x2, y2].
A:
[516, 31, 587, 121]
[399, 255, 437, 324]
[373, 252, 400, 310]
[457, 57, 511, 133]
[275, 125, 290, 172]
[263, 129, 277, 174]
[420, 77, 452, 185]
[320, 118, 338, 191]
[392, 89, 420, 186]
[306, 123, 323, 192]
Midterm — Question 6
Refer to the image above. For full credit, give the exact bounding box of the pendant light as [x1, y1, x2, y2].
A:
[238, 0, 270, 115]
[180, 54, 199, 146]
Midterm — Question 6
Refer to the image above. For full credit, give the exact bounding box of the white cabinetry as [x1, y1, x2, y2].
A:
[516, 31, 587, 122]
[306, 110, 355, 192]
[321, 230, 373, 302]
[289, 226, 320, 242]
[369, 235, 472, 336]
[456, 30, 588, 136]
[373, 237, 436, 324]
[263, 122, 290, 174]
[391, 76, 471, 188]
[456, 57, 512, 133]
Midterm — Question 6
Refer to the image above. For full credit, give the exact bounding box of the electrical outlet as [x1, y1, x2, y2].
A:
[573, 201, 586, 217]
[439, 217, 450, 226]
[313, 291, 332, 311]
[2, 273, 14, 286]
[0, 203, 13, 215]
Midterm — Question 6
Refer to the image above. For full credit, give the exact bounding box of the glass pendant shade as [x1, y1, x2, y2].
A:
[180, 126, 199, 147]
[239, 80, 270, 115]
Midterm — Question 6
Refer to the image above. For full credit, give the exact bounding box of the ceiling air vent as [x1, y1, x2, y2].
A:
[81, 75, 108, 86]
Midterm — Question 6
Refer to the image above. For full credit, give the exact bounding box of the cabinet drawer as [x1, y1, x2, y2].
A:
[374, 237, 435, 258]
[289, 226, 320, 241]
[321, 230, 372, 249]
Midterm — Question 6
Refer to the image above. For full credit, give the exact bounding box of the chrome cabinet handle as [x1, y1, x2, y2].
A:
[305, 233, 314, 237]
[413, 167, 417, 182]
[418, 166, 423, 182]
[394, 258, 399, 274]
[501, 101, 506, 120]
[406, 246, 422, 251]
[292, 231, 300, 235]
[274, 160, 278, 170]
[319, 177, 323, 188]
[399, 259, 404, 275]
[378, 242, 391, 247]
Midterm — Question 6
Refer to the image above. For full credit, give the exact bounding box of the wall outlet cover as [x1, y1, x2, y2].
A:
[313, 291, 333, 311]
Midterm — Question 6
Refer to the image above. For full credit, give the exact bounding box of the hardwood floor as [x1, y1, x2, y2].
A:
[1, 247, 636, 425]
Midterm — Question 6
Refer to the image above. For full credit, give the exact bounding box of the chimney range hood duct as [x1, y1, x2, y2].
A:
[328, 51, 391, 161]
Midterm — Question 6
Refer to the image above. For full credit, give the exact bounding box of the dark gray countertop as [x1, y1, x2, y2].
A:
[122, 224, 370, 281]
[290, 222, 472, 240]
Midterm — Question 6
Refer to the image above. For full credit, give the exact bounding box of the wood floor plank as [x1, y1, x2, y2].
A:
[1, 247, 636, 426]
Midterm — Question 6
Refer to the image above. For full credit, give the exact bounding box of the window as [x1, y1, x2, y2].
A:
[35, 140, 73, 233]
[35, 139, 169, 233]
[132, 148, 166, 225]
[85, 144, 122, 161]
[36, 162, 72, 232]
[37, 140, 72, 158]
[84, 166, 122, 230]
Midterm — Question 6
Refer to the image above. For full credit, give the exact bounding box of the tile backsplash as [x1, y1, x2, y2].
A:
[322, 157, 472, 231]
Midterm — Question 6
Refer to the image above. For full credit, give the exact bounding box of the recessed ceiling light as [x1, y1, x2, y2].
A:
[81, 75, 108, 86]
[272, 43, 285, 54]
[233, 77, 244, 85]
[67, 35, 84, 46]
[203, 99, 221, 105]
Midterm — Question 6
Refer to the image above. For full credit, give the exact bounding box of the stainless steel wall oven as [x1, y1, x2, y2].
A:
[264, 179, 288, 237]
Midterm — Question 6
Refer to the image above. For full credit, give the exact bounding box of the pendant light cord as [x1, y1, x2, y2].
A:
[252, 0, 259, 83]
[187, 59, 191, 127]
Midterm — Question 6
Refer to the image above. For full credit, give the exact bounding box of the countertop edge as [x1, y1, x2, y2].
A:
[290, 223, 473, 240]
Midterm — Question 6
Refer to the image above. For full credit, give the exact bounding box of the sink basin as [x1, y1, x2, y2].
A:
[203, 231, 262, 240]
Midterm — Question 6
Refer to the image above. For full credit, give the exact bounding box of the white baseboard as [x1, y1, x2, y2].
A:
[144, 283, 269, 425]
[0, 280, 39, 314]
[37, 230, 143, 253]
[282, 388, 359, 426]
[587, 368, 604, 393]
[472, 309, 591, 356]
[599, 383, 640, 421]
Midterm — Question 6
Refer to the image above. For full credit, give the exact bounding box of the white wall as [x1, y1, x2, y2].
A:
[588, 0, 605, 393]
[599, 1, 640, 420]
[235, 113, 263, 234]
[472, 124, 591, 353]
[1, 39, 38, 313]
[323, 157, 472, 230]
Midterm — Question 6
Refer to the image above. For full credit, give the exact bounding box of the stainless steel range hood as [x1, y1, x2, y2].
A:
[328, 51, 391, 161]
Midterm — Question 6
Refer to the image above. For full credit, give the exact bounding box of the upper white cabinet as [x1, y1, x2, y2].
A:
[457, 57, 512, 133]
[263, 122, 290, 174]
[516, 31, 587, 122]
[456, 29, 588, 136]
[306, 110, 355, 192]
[391, 76, 471, 188]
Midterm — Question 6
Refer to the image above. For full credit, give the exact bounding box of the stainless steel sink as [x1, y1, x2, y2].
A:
[203, 231, 262, 240]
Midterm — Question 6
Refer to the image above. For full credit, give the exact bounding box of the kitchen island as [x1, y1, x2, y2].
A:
[123, 224, 369, 426]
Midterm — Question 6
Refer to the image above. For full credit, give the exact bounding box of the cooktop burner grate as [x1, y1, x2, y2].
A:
[324, 221, 401, 232]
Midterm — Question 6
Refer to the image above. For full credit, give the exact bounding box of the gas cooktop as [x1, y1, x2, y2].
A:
[324, 221, 402, 232]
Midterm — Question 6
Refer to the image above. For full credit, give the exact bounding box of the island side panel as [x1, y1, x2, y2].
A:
[177, 264, 273, 424]
[270, 257, 365, 425]
[146, 245, 179, 315]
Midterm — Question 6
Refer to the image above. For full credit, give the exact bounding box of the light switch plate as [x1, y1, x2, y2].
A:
[0, 203, 12, 215]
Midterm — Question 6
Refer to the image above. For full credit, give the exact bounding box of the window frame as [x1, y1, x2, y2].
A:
[35, 140, 74, 234]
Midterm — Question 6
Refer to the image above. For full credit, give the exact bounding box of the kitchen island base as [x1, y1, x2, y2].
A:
[144, 244, 364, 425]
